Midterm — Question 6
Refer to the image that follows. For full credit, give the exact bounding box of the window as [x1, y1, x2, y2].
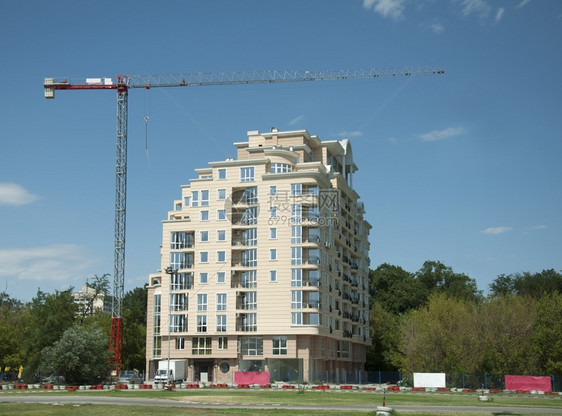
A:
[217, 209, 226, 221]
[217, 271, 226, 284]
[197, 315, 207, 332]
[269, 185, 277, 196]
[200, 210, 209, 221]
[291, 312, 303, 325]
[308, 312, 320, 326]
[243, 291, 257, 310]
[291, 226, 302, 244]
[201, 190, 210, 206]
[200, 252, 208, 263]
[239, 337, 263, 356]
[241, 187, 257, 204]
[217, 230, 226, 241]
[152, 293, 161, 358]
[200, 231, 209, 242]
[291, 204, 302, 223]
[242, 249, 257, 267]
[291, 183, 302, 196]
[183, 196, 190, 207]
[218, 336, 228, 350]
[242, 270, 257, 288]
[338, 341, 350, 358]
[269, 227, 277, 239]
[291, 247, 302, 266]
[217, 188, 227, 200]
[242, 313, 257, 332]
[192, 337, 212, 355]
[291, 268, 302, 287]
[240, 167, 254, 182]
[270, 163, 293, 173]
[272, 336, 288, 355]
[171, 232, 193, 249]
[199, 272, 208, 284]
[269, 248, 277, 261]
[291, 290, 302, 309]
[170, 314, 188, 332]
[192, 191, 199, 207]
[216, 250, 226, 263]
[170, 252, 193, 269]
[170, 293, 187, 311]
[216, 314, 227, 332]
[216, 293, 227, 311]
[242, 228, 257, 246]
[270, 206, 277, 218]
[197, 294, 207, 311]
[241, 207, 257, 225]
[170, 272, 193, 290]
[269, 270, 277, 282]
[175, 337, 186, 350]
[218, 168, 227, 180]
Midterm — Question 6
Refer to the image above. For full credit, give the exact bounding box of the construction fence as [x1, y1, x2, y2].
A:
[364, 371, 561, 392]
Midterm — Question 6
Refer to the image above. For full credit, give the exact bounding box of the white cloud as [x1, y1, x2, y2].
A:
[456, 0, 491, 19]
[0, 244, 96, 285]
[495, 7, 505, 22]
[430, 22, 444, 33]
[516, 0, 531, 8]
[0, 183, 39, 206]
[482, 226, 513, 235]
[419, 126, 465, 142]
[363, 0, 406, 21]
[288, 115, 305, 126]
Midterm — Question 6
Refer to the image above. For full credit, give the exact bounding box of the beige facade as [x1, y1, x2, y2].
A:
[146, 129, 371, 384]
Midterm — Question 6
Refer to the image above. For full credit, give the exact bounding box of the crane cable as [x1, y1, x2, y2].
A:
[150, 76, 233, 159]
[348, 75, 414, 141]
[144, 89, 152, 170]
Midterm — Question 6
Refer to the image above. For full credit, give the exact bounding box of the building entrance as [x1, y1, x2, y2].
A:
[194, 360, 214, 383]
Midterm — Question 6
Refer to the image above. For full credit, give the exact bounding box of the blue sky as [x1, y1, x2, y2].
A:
[1, 0, 561, 302]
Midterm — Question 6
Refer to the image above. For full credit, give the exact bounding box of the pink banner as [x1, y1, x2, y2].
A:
[234, 371, 270, 386]
[505, 375, 551, 392]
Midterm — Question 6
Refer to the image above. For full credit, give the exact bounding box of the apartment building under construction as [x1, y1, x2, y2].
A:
[145, 128, 371, 384]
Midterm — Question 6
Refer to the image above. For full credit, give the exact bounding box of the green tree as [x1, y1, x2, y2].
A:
[22, 289, 77, 381]
[122, 285, 148, 371]
[391, 294, 478, 373]
[415, 260, 482, 302]
[369, 263, 426, 314]
[530, 292, 562, 374]
[478, 295, 538, 374]
[39, 324, 110, 385]
[367, 302, 400, 370]
[0, 293, 26, 373]
[489, 269, 562, 298]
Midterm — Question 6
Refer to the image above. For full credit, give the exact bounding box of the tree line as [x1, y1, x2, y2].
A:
[0, 274, 147, 384]
[368, 261, 562, 376]
[1, 263, 560, 384]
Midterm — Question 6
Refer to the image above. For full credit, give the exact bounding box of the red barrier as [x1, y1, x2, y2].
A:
[234, 371, 270, 386]
[505, 375, 551, 393]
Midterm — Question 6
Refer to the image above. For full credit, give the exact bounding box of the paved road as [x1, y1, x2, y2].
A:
[2, 394, 562, 413]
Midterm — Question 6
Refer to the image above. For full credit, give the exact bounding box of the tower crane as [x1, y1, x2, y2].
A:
[43, 66, 444, 373]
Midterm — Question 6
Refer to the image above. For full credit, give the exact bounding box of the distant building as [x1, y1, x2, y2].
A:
[145, 129, 371, 384]
[73, 284, 111, 316]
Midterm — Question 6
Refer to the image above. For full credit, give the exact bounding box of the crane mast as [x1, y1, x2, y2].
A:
[43, 65, 444, 373]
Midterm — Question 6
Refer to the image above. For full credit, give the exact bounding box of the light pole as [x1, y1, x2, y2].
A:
[165, 266, 177, 388]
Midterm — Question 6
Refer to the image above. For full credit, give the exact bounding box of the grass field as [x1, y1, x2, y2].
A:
[1, 387, 561, 415]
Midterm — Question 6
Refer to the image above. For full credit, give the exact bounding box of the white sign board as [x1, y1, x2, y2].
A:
[413, 372, 446, 388]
